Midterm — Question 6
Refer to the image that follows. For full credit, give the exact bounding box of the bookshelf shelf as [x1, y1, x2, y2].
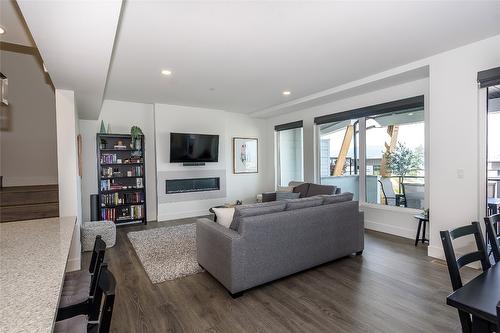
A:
[97, 133, 147, 226]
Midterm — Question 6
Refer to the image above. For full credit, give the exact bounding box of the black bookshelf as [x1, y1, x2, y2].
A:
[96, 133, 147, 226]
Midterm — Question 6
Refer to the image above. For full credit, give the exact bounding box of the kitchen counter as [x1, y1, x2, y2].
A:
[0, 217, 77, 333]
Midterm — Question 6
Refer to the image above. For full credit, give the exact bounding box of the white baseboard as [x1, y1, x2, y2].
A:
[364, 219, 415, 240]
[157, 209, 209, 222]
[66, 256, 81, 272]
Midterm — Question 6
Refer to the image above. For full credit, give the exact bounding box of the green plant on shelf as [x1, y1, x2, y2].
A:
[130, 126, 143, 150]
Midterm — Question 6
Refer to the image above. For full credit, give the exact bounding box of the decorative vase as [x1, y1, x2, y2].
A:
[100, 120, 106, 133]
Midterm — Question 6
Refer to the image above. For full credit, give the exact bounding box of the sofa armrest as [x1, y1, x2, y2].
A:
[261, 192, 277, 202]
[196, 218, 245, 293]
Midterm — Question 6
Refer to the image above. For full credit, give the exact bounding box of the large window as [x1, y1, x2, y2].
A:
[315, 96, 425, 209]
[365, 109, 425, 208]
[319, 119, 360, 199]
[487, 85, 500, 215]
[276, 121, 304, 186]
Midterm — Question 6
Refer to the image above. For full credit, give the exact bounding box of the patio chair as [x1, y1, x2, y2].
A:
[378, 177, 406, 207]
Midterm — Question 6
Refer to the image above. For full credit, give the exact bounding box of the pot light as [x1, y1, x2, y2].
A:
[282, 91, 291, 96]
[0, 26, 5, 35]
[161, 69, 172, 76]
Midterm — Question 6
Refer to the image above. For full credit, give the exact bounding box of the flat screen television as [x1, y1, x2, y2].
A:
[170, 133, 219, 163]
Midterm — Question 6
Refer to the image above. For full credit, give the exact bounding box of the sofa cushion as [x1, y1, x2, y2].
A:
[321, 192, 354, 205]
[277, 186, 294, 192]
[293, 183, 310, 198]
[285, 196, 324, 211]
[276, 191, 300, 201]
[306, 183, 336, 197]
[212, 207, 235, 228]
[230, 201, 287, 231]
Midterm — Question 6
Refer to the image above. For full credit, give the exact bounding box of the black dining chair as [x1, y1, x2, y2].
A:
[440, 222, 491, 333]
[57, 236, 107, 321]
[484, 214, 500, 264]
[54, 263, 116, 333]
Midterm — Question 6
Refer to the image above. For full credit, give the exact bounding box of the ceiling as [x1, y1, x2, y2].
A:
[104, 1, 500, 116]
[16, 0, 122, 119]
[0, 0, 33, 47]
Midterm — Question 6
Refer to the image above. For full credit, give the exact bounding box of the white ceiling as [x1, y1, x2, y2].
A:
[0, 0, 34, 47]
[105, 1, 500, 116]
[16, 0, 122, 119]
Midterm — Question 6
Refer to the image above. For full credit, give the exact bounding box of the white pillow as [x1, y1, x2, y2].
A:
[212, 207, 235, 228]
[277, 186, 293, 192]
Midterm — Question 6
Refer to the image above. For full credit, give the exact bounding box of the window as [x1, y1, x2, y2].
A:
[487, 85, 500, 215]
[365, 109, 425, 208]
[315, 96, 425, 209]
[276, 121, 304, 186]
[319, 119, 359, 199]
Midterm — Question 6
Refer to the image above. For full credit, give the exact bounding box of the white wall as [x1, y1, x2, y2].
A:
[79, 100, 156, 222]
[0, 49, 58, 186]
[155, 104, 273, 221]
[55, 89, 81, 271]
[265, 34, 500, 259]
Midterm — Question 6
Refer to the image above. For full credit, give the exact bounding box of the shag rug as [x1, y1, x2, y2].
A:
[127, 223, 203, 284]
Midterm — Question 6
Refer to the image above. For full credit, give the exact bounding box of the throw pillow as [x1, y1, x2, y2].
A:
[306, 183, 336, 197]
[230, 201, 287, 231]
[292, 183, 310, 198]
[321, 192, 354, 205]
[285, 197, 324, 211]
[276, 191, 300, 201]
[212, 207, 235, 228]
[277, 186, 294, 192]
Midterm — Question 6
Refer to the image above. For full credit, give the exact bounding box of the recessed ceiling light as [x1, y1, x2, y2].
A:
[161, 69, 172, 76]
[282, 91, 291, 96]
[0, 26, 5, 35]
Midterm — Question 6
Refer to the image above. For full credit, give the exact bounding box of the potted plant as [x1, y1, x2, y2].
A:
[130, 126, 143, 150]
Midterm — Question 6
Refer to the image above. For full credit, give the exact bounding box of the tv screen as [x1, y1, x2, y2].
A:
[170, 133, 219, 163]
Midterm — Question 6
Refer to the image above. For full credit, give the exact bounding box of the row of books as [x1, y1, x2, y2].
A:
[100, 178, 143, 191]
[100, 153, 143, 165]
[101, 192, 145, 206]
[101, 205, 144, 221]
[101, 166, 143, 178]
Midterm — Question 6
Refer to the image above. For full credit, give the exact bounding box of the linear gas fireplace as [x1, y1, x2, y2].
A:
[166, 177, 220, 194]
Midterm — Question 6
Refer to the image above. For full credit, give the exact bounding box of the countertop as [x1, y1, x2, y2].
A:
[0, 217, 77, 333]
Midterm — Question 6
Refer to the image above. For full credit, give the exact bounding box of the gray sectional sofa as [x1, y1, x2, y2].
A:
[196, 193, 364, 296]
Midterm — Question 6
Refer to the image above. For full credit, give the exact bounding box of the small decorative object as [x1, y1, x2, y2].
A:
[130, 126, 143, 150]
[100, 138, 107, 149]
[107, 123, 111, 133]
[423, 208, 429, 218]
[100, 120, 106, 133]
[233, 137, 258, 174]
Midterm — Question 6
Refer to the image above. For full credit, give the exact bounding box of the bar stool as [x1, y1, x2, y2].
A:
[413, 214, 429, 246]
[54, 263, 116, 333]
[57, 236, 106, 321]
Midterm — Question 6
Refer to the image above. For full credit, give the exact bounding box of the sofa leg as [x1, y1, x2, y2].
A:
[230, 291, 243, 299]
[356, 250, 363, 256]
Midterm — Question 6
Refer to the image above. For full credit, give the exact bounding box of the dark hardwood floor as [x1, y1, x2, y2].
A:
[84, 218, 478, 333]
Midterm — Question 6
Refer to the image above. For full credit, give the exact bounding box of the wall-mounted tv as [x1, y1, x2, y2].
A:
[170, 133, 219, 163]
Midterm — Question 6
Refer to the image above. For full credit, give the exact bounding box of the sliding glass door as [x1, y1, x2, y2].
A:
[487, 85, 500, 215]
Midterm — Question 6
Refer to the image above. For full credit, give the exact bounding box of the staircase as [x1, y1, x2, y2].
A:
[0, 185, 59, 222]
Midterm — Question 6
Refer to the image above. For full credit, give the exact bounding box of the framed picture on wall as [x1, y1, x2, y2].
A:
[233, 137, 258, 174]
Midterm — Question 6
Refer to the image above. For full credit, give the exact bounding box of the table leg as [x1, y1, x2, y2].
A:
[415, 220, 422, 246]
[471, 315, 490, 333]
[422, 219, 427, 244]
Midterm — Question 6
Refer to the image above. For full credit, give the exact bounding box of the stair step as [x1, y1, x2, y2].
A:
[1, 185, 59, 207]
[0, 202, 59, 223]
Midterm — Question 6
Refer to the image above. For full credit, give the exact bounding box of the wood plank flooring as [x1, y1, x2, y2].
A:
[84, 218, 478, 333]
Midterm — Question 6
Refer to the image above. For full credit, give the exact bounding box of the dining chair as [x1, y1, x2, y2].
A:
[440, 222, 491, 333]
[54, 263, 116, 333]
[57, 236, 107, 321]
[483, 214, 500, 263]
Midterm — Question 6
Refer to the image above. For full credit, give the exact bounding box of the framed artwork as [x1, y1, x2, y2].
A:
[233, 137, 258, 174]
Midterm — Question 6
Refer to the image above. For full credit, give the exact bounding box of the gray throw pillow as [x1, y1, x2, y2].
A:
[230, 201, 287, 231]
[285, 197, 324, 211]
[276, 191, 300, 201]
[321, 192, 354, 205]
[306, 183, 336, 197]
[292, 183, 310, 198]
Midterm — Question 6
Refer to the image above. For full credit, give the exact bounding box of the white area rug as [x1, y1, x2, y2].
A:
[127, 223, 203, 284]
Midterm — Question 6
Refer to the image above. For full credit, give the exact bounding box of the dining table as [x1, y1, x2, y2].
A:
[446, 263, 500, 332]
